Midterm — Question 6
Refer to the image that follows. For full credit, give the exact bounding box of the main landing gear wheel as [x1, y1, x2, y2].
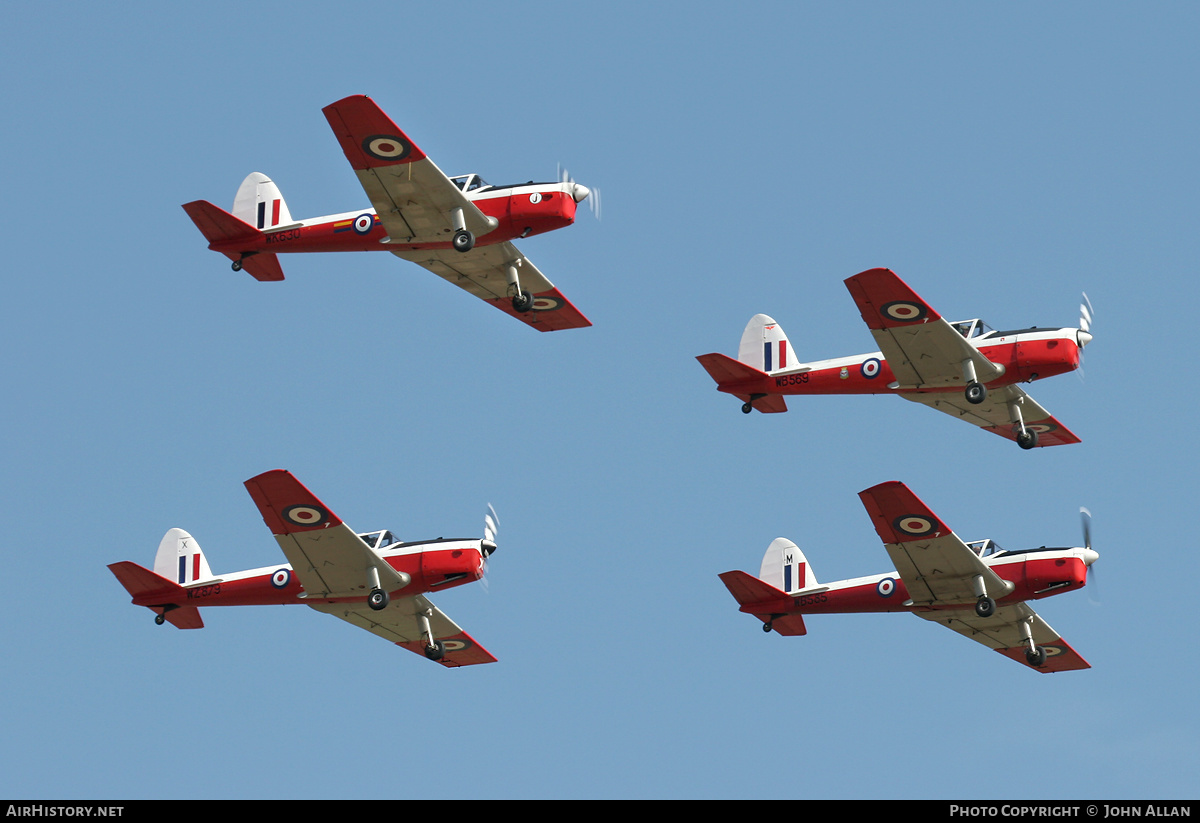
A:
[965, 381, 987, 405]
[452, 229, 475, 253]
[512, 290, 534, 313]
[1025, 646, 1047, 667]
[1016, 429, 1039, 450]
[367, 588, 389, 611]
[424, 640, 446, 661]
[975, 595, 996, 618]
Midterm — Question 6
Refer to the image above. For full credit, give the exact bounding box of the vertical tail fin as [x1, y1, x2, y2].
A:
[153, 528, 215, 586]
[759, 537, 815, 594]
[737, 314, 797, 374]
[232, 172, 294, 230]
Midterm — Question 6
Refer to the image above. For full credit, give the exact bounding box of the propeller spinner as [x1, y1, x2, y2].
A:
[559, 165, 600, 220]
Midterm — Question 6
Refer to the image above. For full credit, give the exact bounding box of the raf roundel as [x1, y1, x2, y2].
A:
[532, 295, 563, 312]
[893, 514, 937, 537]
[881, 300, 927, 323]
[362, 134, 411, 161]
[352, 213, 375, 235]
[876, 577, 896, 597]
[861, 358, 882, 379]
[282, 504, 330, 528]
[271, 569, 292, 589]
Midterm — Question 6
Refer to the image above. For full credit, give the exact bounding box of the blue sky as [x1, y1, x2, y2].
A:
[3, 2, 1197, 799]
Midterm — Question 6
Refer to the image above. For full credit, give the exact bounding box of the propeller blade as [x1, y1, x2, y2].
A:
[1080, 506, 1092, 551]
[1080, 293, 1093, 334]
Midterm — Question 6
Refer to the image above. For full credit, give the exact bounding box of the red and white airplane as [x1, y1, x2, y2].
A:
[183, 95, 594, 332]
[108, 470, 499, 667]
[719, 481, 1098, 673]
[698, 267, 1093, 448]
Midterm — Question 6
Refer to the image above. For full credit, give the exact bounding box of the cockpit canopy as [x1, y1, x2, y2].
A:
[449, 174, 491, 193]
[951, 319, 994, 340]
[966, 538, 1005, 558]
[358, 530, 399, 550]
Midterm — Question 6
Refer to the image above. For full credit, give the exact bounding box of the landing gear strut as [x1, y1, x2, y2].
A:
[1008, 396, 1039, 450]
[505, 260, 534, 313]
[450, 208, 474, 253]
[1020, 619, 1046, 667]
[417, 609, 446, 661]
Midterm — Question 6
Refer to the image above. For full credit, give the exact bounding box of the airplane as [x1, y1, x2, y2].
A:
[697, 267, 1093, 448]
[108, 470, 499, 667]
[719, 481, 1098, 673]
[182, 94, 594, 332]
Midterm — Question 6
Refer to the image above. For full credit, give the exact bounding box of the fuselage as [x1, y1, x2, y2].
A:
[127, 537, 487, 610]
[740, 545, 1093, 618]
[208, 180, 580, 258]
[763, 327, 1084, 398]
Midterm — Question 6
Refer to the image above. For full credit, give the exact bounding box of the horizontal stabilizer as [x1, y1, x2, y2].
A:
[696, 354, 789, 413]
[108, 561, 185, 600]
[108, 561, 205, 630]
[182, 200, 261, 245]
[181, 201, 286, 281]
[697, 353, 767, 386]
[719, 571, 808, 636]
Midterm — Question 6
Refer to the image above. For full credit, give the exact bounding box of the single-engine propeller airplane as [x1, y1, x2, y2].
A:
[108, 470, 499, 667]
[697, 268, 1093, 448]
[719, 481, 1098, 673]
[182, 94, 594, 331]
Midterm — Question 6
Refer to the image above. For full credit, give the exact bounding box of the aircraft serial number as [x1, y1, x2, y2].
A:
[793, 592, 826, 607]
[775, 373, 809, 387]
[265, 229, 301, 244]
[187, 583, 222, 599]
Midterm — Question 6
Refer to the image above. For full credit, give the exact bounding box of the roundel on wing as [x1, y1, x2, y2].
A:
[362, 134, 411, 161]
[282, 504, 329, 528]
[532, 295, 563, 312]
[893, 514, 937, 537]
[881, 301, 927, 323]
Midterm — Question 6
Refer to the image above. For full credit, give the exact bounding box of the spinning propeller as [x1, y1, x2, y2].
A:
[1080, 506, 1100, 602]
[559, 164, 600, 220]
[480, 504, 499, 592]
[1077, 293, 1094, 379]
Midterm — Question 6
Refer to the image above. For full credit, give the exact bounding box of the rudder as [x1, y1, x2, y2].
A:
[759, 537, 816, 594]
[737, 314, 797, 374]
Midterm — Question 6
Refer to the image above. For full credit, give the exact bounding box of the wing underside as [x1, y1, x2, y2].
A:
[915, 603, 1090, 672]
[900, 384, 1080, 447]
[392, 243, 590, 331]
[308, 595, 497, 667]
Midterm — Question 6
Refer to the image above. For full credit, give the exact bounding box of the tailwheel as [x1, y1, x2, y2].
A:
[231, 259, 243, 272]
[424, 640, 446, 661]
[155, 613, 166, 625]
[975, 595, 996, 618]
[742, 402, 754, 414]
[367, 588, 389, 611]
[452, 229, 474, 253]
[512, 290, 534, 313]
